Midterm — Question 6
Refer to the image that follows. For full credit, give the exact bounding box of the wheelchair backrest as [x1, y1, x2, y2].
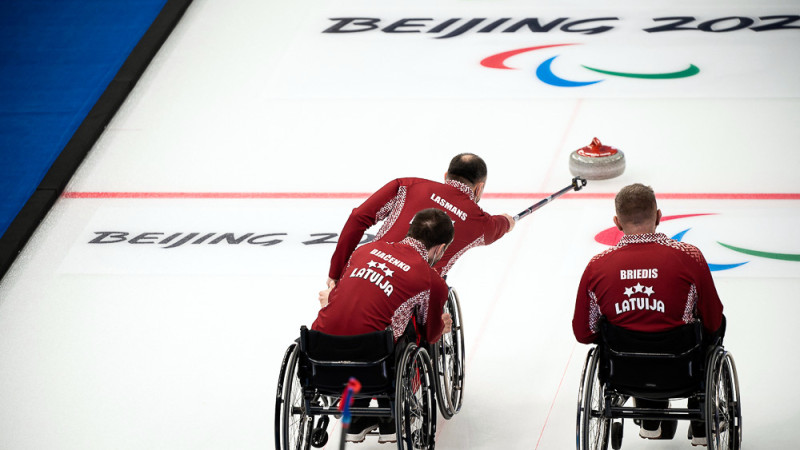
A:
[599, 320, 705, 399]
[298, 326, 395, 395]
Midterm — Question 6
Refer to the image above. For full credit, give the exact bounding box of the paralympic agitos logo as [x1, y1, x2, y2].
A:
[594, 214, 800, 272]
[480, 43, 699, 87]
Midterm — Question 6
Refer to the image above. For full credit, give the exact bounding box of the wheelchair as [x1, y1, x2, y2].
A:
[430, 287, 466, 419]
[576, 320, 742, 450]
[274, 323, 437, 449]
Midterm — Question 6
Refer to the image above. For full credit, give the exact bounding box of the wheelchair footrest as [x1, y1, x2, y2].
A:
[608, 406, 703, 422]
[309, 405, 393, 418]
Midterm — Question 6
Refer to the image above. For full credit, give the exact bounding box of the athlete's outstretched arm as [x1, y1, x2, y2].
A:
[328, 179, 402, 281]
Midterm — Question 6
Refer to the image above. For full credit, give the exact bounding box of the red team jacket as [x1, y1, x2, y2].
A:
[572, 233, 724, 344]
[329, 178, 511, 280]
[314, 237, 449, 344]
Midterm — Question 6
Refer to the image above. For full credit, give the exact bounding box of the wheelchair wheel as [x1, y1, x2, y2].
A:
[433, 287, 466, 419]
[396, 344, 437, 450]
[705, 348, 742, 450]
[275, 343, 311, 450]
[576, 347, 610, 450]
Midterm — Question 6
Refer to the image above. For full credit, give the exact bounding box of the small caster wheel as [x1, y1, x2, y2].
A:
[310, 428, 328, 448]
[611, 421, 624, 449]
[310, 416, 330, 448]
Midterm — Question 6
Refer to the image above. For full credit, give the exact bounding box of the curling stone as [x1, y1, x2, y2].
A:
[569, 137, 626, 180]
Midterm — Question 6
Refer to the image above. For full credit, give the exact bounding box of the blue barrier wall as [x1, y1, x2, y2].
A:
[0, 0, 168, 238]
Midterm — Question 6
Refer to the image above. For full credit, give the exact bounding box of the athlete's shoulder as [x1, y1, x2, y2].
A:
[394, 177, 440, 187]
[588, 246, 619, 265]
[659, 239, 707, 265]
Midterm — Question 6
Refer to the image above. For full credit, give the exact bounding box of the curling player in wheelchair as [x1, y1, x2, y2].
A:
[572, 183, 726, 447]
[312, 208, 454, 444]
[323, 152, 515, 292]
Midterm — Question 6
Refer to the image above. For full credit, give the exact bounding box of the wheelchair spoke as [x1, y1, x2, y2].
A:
[706, 350, 743, 450]
[578, 347, 609, 450]
[587, 382, 608, 447]
[279, 346, 311, 450]
[403, 378, 423, 442]
[398, 348, 435, 449]
[432, 288, 467, 419]
[290, 417, 308, 450]
[286, 379, 306, 448]
[712, 359, 736, 449]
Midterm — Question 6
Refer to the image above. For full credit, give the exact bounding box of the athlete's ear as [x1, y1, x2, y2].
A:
[656, 209, 662, 227]
[474, 181, 485, 201]
[444, 172, 449, 182]
[427, 244, 444, 266]
[614, 216, 623, 231]
[437, 243, 447, 261]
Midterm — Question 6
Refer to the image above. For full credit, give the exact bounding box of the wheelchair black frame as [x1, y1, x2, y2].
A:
[275, 327, 438, 450]
[577, 337, 742, 450]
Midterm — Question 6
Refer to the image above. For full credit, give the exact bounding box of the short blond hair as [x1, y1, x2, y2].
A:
[615, 183, 657, 226]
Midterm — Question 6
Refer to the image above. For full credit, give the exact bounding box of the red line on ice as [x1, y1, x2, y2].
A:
[61, 191, 800, 200]
[535, 343, 577, 449]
